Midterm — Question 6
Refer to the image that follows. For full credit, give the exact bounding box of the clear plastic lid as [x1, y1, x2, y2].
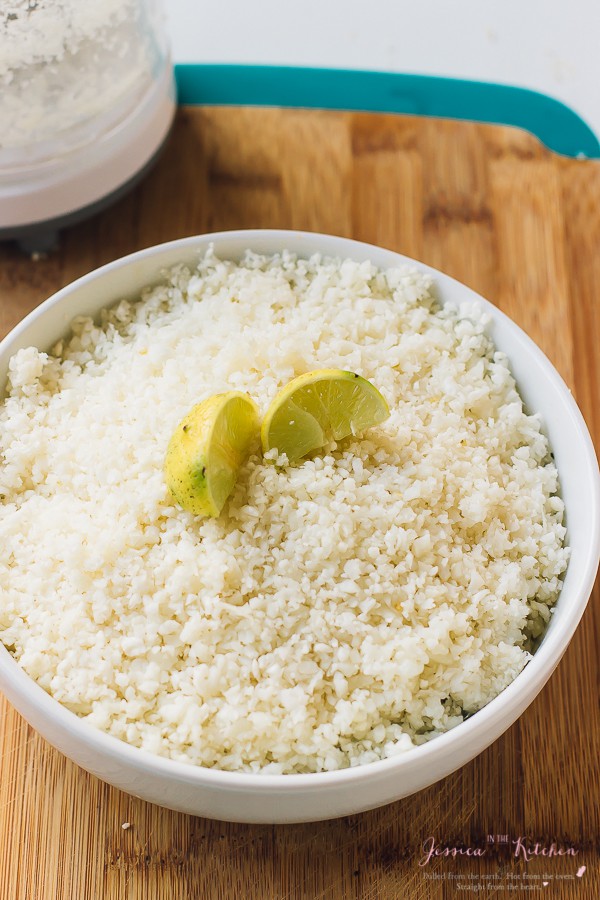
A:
[0, 0, 169, 174]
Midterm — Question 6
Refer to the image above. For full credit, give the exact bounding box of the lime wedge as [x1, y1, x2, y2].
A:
[261, 369, 390, 464]
[165, 392, 259, 517]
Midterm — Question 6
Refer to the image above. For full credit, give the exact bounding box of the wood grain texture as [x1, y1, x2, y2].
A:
[0, 107, 598, 900]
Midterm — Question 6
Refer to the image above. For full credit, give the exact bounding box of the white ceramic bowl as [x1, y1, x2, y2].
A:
[0, 231, 598, 824]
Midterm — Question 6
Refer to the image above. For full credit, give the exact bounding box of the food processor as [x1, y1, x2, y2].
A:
[0, 0, 176, 251]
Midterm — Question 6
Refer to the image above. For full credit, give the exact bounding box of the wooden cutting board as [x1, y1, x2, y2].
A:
[0, 107, 598, 900]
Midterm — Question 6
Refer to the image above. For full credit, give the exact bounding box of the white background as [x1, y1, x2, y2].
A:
[166, 0, 599, 140]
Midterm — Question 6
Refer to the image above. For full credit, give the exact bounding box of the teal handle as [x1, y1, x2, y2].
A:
[175, 64, 600, 160]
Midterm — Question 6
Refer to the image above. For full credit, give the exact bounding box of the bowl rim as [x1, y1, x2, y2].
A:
[0, 228, 598, 790]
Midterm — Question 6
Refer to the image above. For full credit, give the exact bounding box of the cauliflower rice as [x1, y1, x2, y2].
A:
[0, 250, 569, 773]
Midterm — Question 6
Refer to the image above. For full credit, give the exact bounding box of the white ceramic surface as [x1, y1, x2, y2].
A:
[168, 0, 600, 150]
[0, 230, 598, 824]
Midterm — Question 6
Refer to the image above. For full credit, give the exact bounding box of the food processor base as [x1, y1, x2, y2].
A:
[0, 136, 172, 255]
[0, 64, 176, 253]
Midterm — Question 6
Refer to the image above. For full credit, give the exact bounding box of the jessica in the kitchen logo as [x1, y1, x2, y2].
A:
[419, 835, 581, 866]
